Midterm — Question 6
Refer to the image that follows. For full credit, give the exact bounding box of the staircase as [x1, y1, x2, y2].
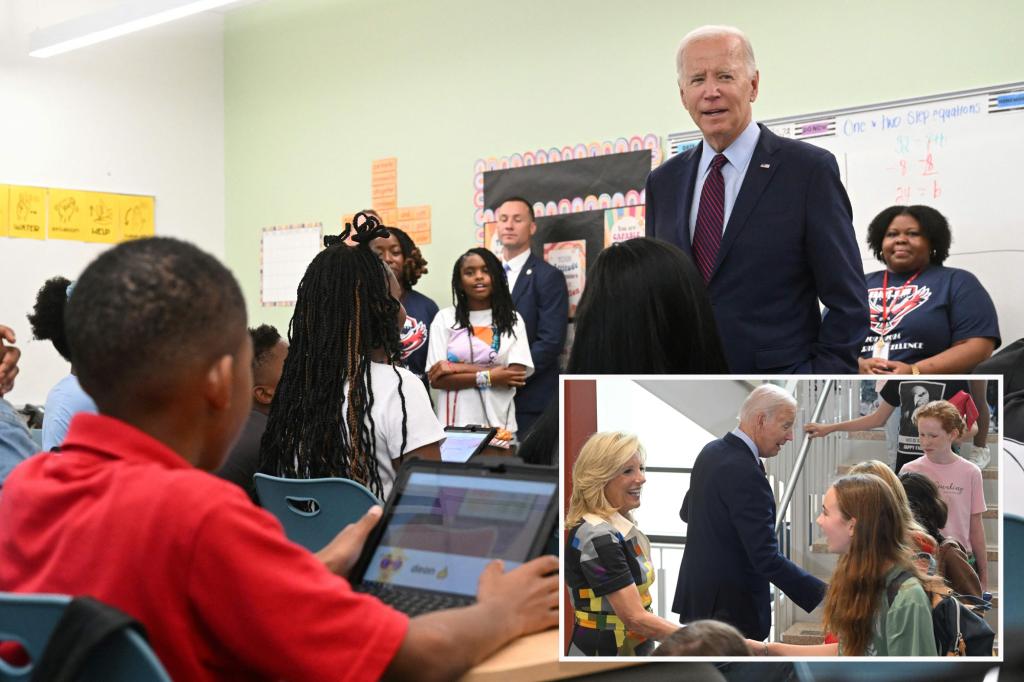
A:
[780, 391, 1001, 648]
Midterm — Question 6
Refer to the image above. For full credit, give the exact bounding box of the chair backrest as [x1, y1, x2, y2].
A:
[253, 473, 381, 552]
[0, 593, 171, 682]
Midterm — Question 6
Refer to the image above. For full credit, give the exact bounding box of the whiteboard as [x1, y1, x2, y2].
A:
[668, 83, 1024, 348]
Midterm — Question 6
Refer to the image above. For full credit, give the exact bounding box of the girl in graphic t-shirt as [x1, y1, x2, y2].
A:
[901, 399, 988, 591]
[426, 248, 533, 438]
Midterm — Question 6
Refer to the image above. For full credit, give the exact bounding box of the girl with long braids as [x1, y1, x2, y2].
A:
[749, 473, 944, 656]
[426, 248, 532, 439]
[259, 213, 444, 499]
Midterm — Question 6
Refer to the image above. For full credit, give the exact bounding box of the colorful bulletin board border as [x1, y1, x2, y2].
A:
[472, 133, 662, 229]
[0, 183, 154, 243]
[260, 222, 323, 307]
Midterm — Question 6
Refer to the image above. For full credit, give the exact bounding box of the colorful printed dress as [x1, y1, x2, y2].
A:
[565, 512, 656, 656]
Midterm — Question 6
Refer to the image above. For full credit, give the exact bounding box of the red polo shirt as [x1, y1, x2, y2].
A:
[0, 413, 408, 681]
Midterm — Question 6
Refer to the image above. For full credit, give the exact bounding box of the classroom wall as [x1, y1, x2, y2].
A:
[223, 0, 1024, 333]
[0, 3, 226, 405]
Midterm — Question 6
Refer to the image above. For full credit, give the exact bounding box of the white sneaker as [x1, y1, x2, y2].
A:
[966, 444, 991, 470]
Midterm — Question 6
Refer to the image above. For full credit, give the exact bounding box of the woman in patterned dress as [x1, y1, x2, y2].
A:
[565, 431, 678, 656]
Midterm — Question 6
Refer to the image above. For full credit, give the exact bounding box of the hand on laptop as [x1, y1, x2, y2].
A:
[0, 325, 21, 396]
[477, 555, 559, 638]
[315, 505, 383, 578]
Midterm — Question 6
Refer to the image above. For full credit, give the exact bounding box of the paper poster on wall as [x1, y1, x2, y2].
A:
[483, 221, 501, 256]
[0, 185, 8, 238]
[397, 204, 431, 245]
[543, 240, 586, 317]
[120, 195, 155, 241]
[604, 206, 645, 246]
[371, 157, 398, 210]
[82, 192, 119, 243]
[8, 186, 46, 239]
[48, 189, 87, 241]
[260, 223, 322, 306]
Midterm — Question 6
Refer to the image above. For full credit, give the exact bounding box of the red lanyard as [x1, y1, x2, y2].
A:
[880, 269, 922, 334]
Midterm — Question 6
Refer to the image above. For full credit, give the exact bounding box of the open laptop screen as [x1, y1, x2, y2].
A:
[439, 428, 494, 463]
[361, 471, 556, 596]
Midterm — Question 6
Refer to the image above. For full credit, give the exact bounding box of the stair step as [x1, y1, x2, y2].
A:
[844, 430, 999, 444]
[983, 503, 998, 519]
[781, 622, 825, 645]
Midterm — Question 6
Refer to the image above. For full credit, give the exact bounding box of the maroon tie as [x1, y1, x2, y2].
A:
[692, 153, 727, 283]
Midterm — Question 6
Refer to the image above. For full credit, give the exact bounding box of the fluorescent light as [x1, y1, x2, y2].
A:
[29, 0, 242, 58]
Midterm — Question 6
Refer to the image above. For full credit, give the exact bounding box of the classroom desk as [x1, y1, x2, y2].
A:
[460, 629, 639, 681]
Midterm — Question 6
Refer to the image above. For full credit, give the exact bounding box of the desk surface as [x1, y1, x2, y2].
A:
[459, 630, 637, 682]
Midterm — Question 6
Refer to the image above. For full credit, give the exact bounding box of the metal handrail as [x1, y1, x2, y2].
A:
[773, 379, 835, 536]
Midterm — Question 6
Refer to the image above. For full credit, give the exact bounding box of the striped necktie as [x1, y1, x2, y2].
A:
[692, 153, 727, 283]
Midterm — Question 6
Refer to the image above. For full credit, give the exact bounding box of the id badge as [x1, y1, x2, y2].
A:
[872, 338, 890, 360]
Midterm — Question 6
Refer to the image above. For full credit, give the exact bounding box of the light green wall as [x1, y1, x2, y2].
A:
[225, 0, 1023, 329]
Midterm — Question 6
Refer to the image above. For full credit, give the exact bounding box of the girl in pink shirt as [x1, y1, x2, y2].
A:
[902, 400, 988, 591]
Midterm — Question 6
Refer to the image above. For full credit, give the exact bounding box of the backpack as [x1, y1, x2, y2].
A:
[887, 570, 995, 656]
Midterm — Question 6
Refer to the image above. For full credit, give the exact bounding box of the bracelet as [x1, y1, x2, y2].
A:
[475, 370, 492, 389]
[911, 364, 921, 375]
[762, 641, 769, 656]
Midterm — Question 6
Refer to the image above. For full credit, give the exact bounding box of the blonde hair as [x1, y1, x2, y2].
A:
[848, 460, 933, 549]
[566, 432, 644, 527]
[912, 399, 966, 436]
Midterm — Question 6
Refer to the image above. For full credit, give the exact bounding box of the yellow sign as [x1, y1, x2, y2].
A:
[48, 189, 89, 241]
[120, 194, 154, 241]
[0, 185, 8, 238]
[9, 186, 46, 239]
[82, 192, 120, 243]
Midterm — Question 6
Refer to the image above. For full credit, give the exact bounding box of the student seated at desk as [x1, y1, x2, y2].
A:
[0, 237, 558, 682]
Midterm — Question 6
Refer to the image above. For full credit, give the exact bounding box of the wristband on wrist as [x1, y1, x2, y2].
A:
[762, 641, 769, 656]
[476, 370, 492, 389]
[911, 364, 921, 375]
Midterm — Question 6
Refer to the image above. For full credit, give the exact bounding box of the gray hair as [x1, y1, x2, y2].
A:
[738, 384, 796, 423]
[676, 25, 757, 85]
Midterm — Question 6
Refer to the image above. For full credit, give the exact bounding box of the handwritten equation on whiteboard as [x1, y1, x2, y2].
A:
[260, 223, 322, 306]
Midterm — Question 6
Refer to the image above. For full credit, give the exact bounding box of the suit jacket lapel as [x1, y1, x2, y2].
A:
[672, 143, 701, 257]
[511, 253, 534, 304]
[711, 125, 780, 280]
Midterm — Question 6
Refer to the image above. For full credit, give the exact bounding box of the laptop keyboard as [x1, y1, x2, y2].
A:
[356, 582, 475, 616]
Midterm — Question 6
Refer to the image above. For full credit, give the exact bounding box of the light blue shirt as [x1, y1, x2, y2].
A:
[688, 120, 762, 242]
[0, 398, 35, 491]
[42, 374, 97, 450]
[730, 427, 762, 465]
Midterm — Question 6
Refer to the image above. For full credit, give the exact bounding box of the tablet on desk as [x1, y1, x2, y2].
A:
[439, 425, 497, 463]
[350, 459, 558, 616]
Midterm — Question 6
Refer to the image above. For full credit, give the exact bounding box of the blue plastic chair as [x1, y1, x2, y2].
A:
[0, 593, 171, 682]
[1005, 513, 1024, 631]
[253, 473, 381, 552]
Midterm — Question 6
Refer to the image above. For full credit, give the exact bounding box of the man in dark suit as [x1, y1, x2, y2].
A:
[645, 25, 867, 373]
[673, 384, 825, 640]
[496, 197, 568, 437]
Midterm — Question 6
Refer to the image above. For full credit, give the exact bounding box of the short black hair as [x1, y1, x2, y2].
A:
[250, 324, 281, 371]
[27, 276, 72, 361]
[567, 238, 729, 374]
[65, 237, 247, 408]
[865, 205, 952, 266]
[496, 196, 535, 221]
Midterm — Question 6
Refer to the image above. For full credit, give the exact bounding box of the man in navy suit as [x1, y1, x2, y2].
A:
[496, 197, 568, 437]
[674, 384, 825, 640]
[645, 26, 867, 373]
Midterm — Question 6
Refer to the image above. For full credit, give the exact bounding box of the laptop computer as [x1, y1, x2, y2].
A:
[439, 425, 497, 463]
[350, 459, 558, 616]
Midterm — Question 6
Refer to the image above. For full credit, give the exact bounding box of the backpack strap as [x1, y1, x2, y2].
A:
[30, 596, 147, 682]
[885, 569, 913, 607]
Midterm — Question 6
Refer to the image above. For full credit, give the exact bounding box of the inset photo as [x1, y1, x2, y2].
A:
[561, 376, 1002, 663]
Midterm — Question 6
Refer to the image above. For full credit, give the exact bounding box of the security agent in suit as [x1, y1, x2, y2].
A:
[673, 384, 825, 640]
[645, 25, 867, 373]
[496, 198, 568, 437]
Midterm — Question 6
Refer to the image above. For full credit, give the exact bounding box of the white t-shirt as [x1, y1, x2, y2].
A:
[426, 307, 533, 435]
[342, 362, 445, 498]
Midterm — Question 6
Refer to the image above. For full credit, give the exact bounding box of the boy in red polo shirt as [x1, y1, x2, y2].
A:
[0, 237, 557, 682]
